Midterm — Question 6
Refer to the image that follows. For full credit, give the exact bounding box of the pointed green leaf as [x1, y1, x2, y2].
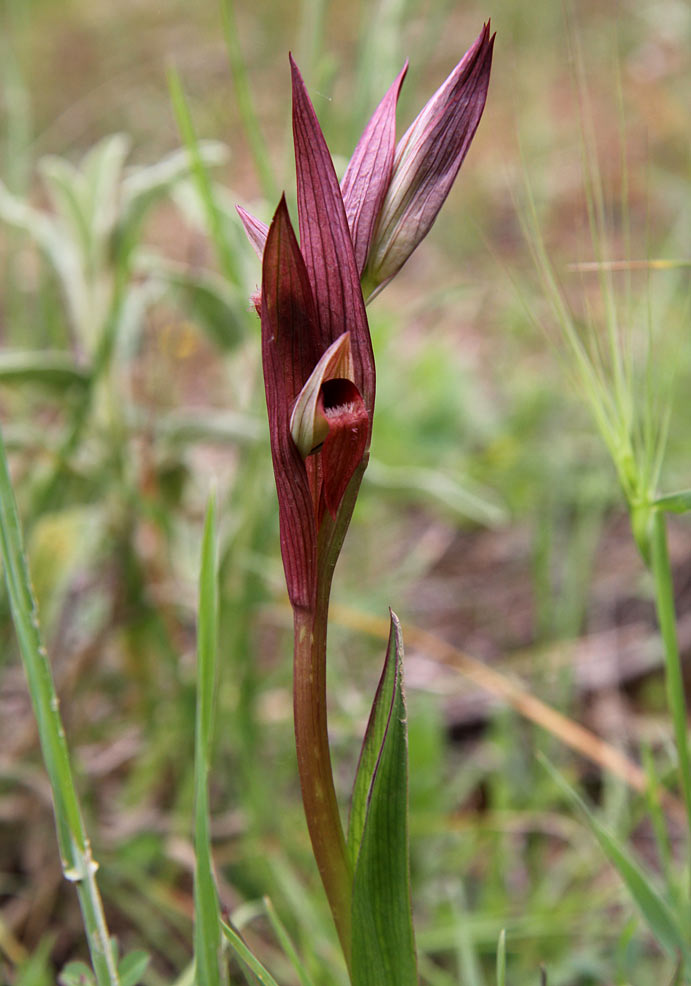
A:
[0, 350, 89, 390]
[351, 611, 418, 986]
[654, 490, 691, 515]
[80, 134, 131, 242]
[118, 951, 150, 986]
[58, 962, 96, 986]
[348, 613, 396, 865]
[541, 755, 691, 966]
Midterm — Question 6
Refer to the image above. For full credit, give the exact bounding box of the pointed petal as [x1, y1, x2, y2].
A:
[290, 332, 354, 457]
[366, 22, 495, 295]
[261, 196, 321, 610]
[340, 62, 408, 276]
[237, 205, 269, 259]
[319, 378, 369, 519]
[290, 54, 375, 417]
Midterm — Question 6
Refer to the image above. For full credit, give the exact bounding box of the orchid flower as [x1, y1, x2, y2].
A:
[238, 28, 494, 978]
[258, 56, 376, 965]
[238, 22, 494, 302]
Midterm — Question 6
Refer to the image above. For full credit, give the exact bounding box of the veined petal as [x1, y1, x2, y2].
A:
[366, 22, 494, 296]
[290, 54, 375, 417]
[341, 62, 408, 276]
[290, 332, 354, 457]
[237, 205, 269, 259]
[319, 379, 369, 520]
[261, 195, 321, 610]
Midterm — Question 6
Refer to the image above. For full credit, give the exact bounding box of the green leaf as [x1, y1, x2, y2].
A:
[0, 178, 86, 332]
[121, 142, 227, 216]
[540, 755, 691, 966]
[193, 494, 227, 986]
[80, 134, 131, 244]
[58, 962, 97, 986]
[116, 142, 227, 263]
[118, 951, 150, 986]
[654, 490, 691, 515]
[38, 155, 93, 261]
[347, 611, 396, 865]
[0, 350, 89, 390]
[350, 611, 418, 986]
[16, 935, 56, 986]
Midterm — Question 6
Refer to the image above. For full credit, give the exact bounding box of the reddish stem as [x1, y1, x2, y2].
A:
[293, 602, 352, 968]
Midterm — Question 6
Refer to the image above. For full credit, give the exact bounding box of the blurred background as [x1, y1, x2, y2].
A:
[0, 0, 689, 983]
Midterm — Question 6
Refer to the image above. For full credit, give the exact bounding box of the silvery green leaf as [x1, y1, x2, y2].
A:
[80, 133, 131, 242]
[121, 141, 228, 210]
[0, 350, 89, 389]
[0, 179, 87, 333]
[38, 155, 92, 260]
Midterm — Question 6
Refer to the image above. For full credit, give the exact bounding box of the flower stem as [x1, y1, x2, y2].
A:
[293, 603, 352, 969]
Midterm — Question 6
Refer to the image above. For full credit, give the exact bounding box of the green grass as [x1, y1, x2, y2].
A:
[0, 0, 690, 984]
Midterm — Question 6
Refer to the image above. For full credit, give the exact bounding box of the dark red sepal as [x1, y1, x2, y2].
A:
[261, 195, 321, 610]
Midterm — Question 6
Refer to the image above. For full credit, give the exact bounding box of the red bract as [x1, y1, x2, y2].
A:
[259, 56, 374, 612]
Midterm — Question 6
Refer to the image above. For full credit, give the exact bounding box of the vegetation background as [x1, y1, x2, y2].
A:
[0, 0, 689, 983]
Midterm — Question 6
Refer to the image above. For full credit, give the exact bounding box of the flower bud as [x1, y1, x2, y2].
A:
[363, 22, 494, 299]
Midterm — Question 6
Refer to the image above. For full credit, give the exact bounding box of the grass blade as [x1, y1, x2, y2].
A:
[262, 897, 317, 986]
[193, 494, 227, 986]
[496, 929, 506, 986]
[167, 67, 243, 288]
[220, 922, 282, 986]
[220, 0, 278, 204]
[0, 424, 119, 985]
[540, 754, 691, 967]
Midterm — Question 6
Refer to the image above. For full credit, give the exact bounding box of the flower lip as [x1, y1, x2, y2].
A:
[290, 332, 355, 458]
[318, 379, 369, 520]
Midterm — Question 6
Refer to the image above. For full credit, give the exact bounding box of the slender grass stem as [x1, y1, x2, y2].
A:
[649, 509, 691, 888]
[0, 426, 119, 986]
[219, 0, 278, 204]
[193, 496, 227, 986]
[293, 603, 352, 970]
